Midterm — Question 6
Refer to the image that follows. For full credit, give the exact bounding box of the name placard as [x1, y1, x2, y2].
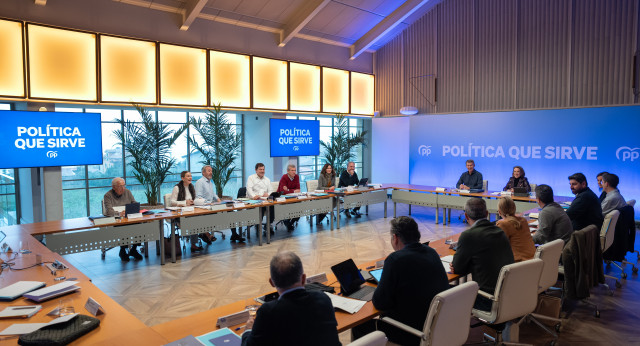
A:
[84, 297, 105, 316]
[233, 202, 245, 208]
[93, 217, 116, 225]
[306, 272, 328, 284]
[127, 212, 143, 219]
[181, 206, 194, 212]
[216, 310, 250, 328]
[435, 187, 446, 192]
[276, 197, 286, 202]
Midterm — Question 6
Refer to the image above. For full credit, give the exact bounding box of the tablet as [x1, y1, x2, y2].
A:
[369, 268, 383, 284]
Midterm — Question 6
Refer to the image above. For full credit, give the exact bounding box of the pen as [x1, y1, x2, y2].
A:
[365, 265, 374, 270]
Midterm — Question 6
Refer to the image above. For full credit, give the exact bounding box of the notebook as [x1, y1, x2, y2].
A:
[0, 281, 46, 301]
[23, 281, 80, 302]
[330, 259, 376, 301]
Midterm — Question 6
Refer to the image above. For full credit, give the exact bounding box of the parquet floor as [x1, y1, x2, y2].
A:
[63, 203, 640, 345]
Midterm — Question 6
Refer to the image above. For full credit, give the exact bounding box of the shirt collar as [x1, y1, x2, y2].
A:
[278, 286, 305, 300]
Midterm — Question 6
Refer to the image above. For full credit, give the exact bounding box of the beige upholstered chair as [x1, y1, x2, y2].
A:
[472, 259, 544, 344]
[600, 210, 621, 288]
[270, 181, 279, 193]
[306, 179, 318, 192]
[164, 193, 172, 208]
[347, 331, 387, 346]
[517, 239, 564, 342]
[627, 199, 636, 207]
[482, 180, 488, 191]
[380, 281, 479, 346]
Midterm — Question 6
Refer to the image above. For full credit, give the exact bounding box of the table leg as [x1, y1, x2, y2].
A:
[384, 200, 387, 218]
[171, 219, 177, 263]
[144, 241, 149, 258]
[393, 202, 397, 218]
[258, 208, 263, 246]
[159, 221, 165, 265]
[447, 208, 451, 223]
[330, 198, 335, 230]
[266, 206, 271, 244]
[435, 206, 439, 224]
[337, 200, 341, 229]
[409, 205, 412, 215]
[365, 205, 369, 215]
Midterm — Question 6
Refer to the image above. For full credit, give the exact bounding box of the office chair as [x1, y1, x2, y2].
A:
[603, 205, 638, 279]
[381, 281, 479, 346]
[516, 239, 564, 343]
[347, 331, 387, 346]
[306, 179, 318, 192]
[600, 210, 621, 288]
[624, 200, 639, 261]
[471, 259, 544, 345]
[482, 180, 488, 192]
[559, 224, 604, 317]
[231, 187, 251, 239]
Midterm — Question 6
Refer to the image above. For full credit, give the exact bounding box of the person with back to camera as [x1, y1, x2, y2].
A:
[315, 163, 336, 224]
[503, 165, 531, 192]
[496, 197, 535, 262]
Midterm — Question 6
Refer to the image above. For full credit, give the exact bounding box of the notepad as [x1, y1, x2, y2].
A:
[0, 313, 78, 335]
[324, 292, 367, 314]
[23, 281, 80, 302]
[0, 305, 42, 318]
[0, 281, 46, 301]
[440, 255, 454, 274]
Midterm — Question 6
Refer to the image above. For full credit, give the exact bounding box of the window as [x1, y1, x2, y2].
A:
[58, 105, 244, 217]
[0, 103, 18, 226]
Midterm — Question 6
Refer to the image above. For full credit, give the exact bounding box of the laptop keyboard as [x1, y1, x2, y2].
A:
[348, 285, 376, 301]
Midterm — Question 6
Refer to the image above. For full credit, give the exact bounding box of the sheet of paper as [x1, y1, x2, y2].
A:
[440, 255, 454, 274]
[324, 292, 367, 314]
[112, 206, 125, 212]
[0, 313, 77, 335]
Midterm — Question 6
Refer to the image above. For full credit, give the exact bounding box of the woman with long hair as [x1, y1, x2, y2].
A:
[316, 163, 336, 224]
[496, 197, 535, 262]
[171, 171, 213, 251]
[503, 166, 531, 192]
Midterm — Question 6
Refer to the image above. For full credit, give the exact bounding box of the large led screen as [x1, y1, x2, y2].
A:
[270, 119, 320, 157]
[0, 110, 103, 168]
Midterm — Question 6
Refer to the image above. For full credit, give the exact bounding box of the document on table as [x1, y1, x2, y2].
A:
[0, 313, 78, 335]
[0, 281, 46, 301]
[324, 292, 367, 314]
[440, 255, 454, 274]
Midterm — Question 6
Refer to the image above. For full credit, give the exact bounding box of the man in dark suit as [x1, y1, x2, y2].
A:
[352, 216, 449, 345]
[241, 251, 340, 346]
[566, 172, 604, 230]
[339, 161, 361, 218]
[451, 198, 514, 311]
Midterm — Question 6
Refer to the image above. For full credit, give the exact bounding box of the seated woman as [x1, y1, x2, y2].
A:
[316, 163, 336, 224]
[496, 197, 535, 262]
[503, 165, 531, 192]
[171, 171, 213, 251]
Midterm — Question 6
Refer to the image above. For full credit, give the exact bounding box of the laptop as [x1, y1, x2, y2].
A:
[125, 202, 141, 215]
[358, 178, 369, 187]
[330, 259, 376, 301]
[513, 187, 529, 197]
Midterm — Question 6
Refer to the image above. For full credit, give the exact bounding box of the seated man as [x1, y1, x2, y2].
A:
[600, 173, 626, 215]
[277, 164, 301, 232]
[247, 163, 275, 234]
[456, 159, 483, 190]
[566, 173, 603, 230]
[338, 161, 361, 218]
[241, 251, 340, 346]
[596, 171, 608, 202]
[103, 177, 142, 262]
[532, 184, 574, 245]
[196, 165, 244, 242]
[451, 198, 514, 311]
[352, 216, 449, 345]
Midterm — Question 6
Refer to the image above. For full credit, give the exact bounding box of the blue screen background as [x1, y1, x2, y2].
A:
[269, 118, 320, 157]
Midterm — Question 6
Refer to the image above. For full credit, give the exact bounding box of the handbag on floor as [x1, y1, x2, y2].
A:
[18, 314, 100, 346]
[164, 236, 182, 257]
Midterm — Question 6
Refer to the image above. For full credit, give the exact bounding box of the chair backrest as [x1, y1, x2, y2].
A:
[101, 199, 106, 215]
[482, 180, 488, 191]
[237, 187, 247, 198]
[530, 183, 537, 192]
[270, 181, 279, 193]
[600, 210, 620, 252]
[488, 259, 544, 324]
[627, 199, 636, 207]
[424, 281, 479, 346]
[306, 179, 318, 192]
[163, 193, 172, 208]
[346, 331, 387, 346]
[534, 239, 564, 293]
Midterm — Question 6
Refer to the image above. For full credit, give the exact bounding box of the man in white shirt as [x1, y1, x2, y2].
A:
[196, 165, 245, 242]
[246, 163, 275, 235]
[600, 173, 626, 215]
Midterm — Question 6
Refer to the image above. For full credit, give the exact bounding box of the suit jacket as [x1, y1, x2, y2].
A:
[502, 176, 531, 192]
[373, 243, 449, 346]
[566, 187, 603, 231]
[452, 219, 514, 293]
[561, 225, 604, 300]
[241, 288, 340, 346]
[339, 170, 359, 187]
[532, 202, 574, 245]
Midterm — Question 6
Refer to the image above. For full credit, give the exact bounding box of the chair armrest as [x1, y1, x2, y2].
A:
[477, 289, 495, 301]
[380, 317, 425, 338]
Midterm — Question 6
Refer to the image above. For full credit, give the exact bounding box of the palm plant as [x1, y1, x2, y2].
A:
[320, 114, 367, 178]
[114, 104, 188, 205]
[189, 103, 242, 197]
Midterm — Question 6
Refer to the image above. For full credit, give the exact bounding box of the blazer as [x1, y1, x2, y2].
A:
[373, 243, 449, 345]
[561, 225, 604, 300]
[532, 202, 574, 245]
[241, 289, 340, 346]
[502, 176, 531, 192]
[566, 187, 603, 231]
[496, 216, 536, 262]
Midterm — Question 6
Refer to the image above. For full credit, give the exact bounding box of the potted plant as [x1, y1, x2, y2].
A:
[114, 104, 188, 206]
[189, 103, 242, 198]
[320, 114, 367, 178]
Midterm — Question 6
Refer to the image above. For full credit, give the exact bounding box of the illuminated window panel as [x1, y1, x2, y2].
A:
[0, 20, 24, 97]
[159, 44, 207, 106]
[289, 63, 320, 112]
[100, 35, 156, 104]
[209, 51, 250, 108]
[350, 72, 374, 115]
[27, 24, 97, 101]
[252, 57, 288, 110]
[322, 67, 349, 114]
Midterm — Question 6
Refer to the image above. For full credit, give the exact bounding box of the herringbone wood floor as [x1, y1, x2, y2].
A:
[63, 203, 640, 345]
